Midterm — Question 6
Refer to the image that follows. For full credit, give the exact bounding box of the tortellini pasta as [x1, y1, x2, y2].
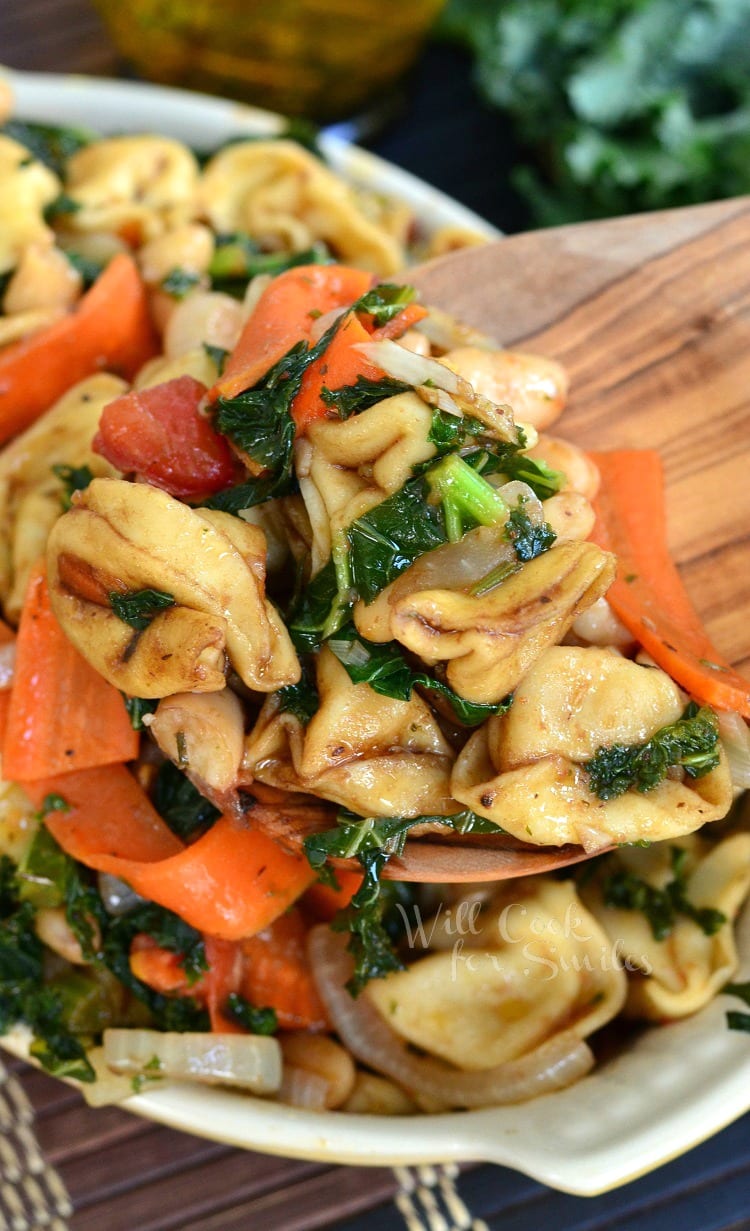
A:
[243, 645, 456, 818]
[582, 834, 750, 1020]
[452, 646, 734, 848]
[60, 135, 200, 242]
[198, 140, 403, 275]
[0, 374, 124, 620]
[0, 136, 60, 274]
[390, 541, 616, 705]
[366, 878, 626, 1070]
[46, 478, 300, 697]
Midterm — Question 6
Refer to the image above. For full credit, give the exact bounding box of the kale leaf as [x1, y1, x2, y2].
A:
[52, 463, 94, 510]
[504, 505, 557, 561]
[305, 808, 502, 994]
[209, 235, 329, 297]
[1, 119, 93, 176]
[161, 268, 201, 299]
[152, 762, 220, 841]
[585, 703, 720, 800]
[601, 845, 726, 942]
[224, 992, 278, 1035]
[275, 660, 320, 724]
[122, 694, 158, 730]
[110, 588, 176, 631]
[724, 981, 750, 1033]
[329, 623, 510, 726]
[352, 283, 416, 325]
[320, 375, 411, 418]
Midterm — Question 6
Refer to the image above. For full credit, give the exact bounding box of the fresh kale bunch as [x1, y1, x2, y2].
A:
[437, 0, 750, 224]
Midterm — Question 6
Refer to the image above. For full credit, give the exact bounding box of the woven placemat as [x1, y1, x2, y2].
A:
[0, 1059, 72, 1231]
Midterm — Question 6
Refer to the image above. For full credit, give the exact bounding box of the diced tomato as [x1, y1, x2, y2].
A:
[93, 375, 240, 501]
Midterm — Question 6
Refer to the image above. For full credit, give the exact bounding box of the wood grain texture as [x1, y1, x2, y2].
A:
[412, 198, 750, 680]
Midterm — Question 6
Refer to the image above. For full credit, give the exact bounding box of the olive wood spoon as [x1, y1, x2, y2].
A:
[257, 198, 750, 882]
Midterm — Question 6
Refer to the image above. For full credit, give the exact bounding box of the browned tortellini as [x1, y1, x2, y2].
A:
[60, 135, 199, 242]
[197, 140, 403, 275]
[0, 135, 60, 274]
[46, 478, 299, 698]
[0, 374, 124, 622]
[581, 834, 750, 1020]
[440, 346, 569, 432]
[243, 645, 455, 818]
[147, 689, 245, 795]
[452, 646, 733, 848]
[366, 878, 626, 1070]
[388, 540, 616, 705]
[296, 392, 437, 572]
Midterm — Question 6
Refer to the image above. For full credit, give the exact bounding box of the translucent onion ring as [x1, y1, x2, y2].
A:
[307, 926, 594, 1110]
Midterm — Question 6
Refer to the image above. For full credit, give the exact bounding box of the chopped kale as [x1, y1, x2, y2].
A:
[504, 505, 557, 561]
[161, 268, 201, 299]
[52, 462, 94, 510]
[63, 249, 105, 289]
[320, 375, 411, 418]
[224, 992, 278, 1035]
[724, 983, 750, 1033]
[352, 282, 416, 326]
[110, 588, 176, 631]
[1, 119, 93, 176]
[209, 235, 329, 296]
[152, 762, 220, 842]
[287, 558, 342, 654]
[102, 903, 209, 1029]
[203, 343, 230, 375]
[346, 476, 447, 603]
[275, 660, 320, 724]
[601, 845, 727, 942]
[43, 192, 82, 223]
[305, 808, 502, 994]
[467, 442, 566, 501]
[329, 624, 510, 726]
[122, 694, 158, 730]
[586, 703, 720, 800]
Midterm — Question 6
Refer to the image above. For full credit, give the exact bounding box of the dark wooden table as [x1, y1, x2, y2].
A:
[1, 5, 749, 1229]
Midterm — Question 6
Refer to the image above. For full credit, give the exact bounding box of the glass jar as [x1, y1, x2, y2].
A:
[94, 0, 446, 121]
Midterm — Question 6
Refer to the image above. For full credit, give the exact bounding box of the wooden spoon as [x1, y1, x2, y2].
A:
[256, 198, 750, 883]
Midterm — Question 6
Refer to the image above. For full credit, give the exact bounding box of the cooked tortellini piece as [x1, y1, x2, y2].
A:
[46, 479, 299, 697]
[60, 135, 200, 242]
[367, 878, 626, 1070]
[582, 834, 750, 1020]
[148, 688, 245, 794]
[198, 140, 403, 275]
[389, 540, 616, 705]
[243, 645, 456, 818]
[0, 135, 61, 274]
[0, 374, 125, 621]
[297, 392, 437, 572]
[452, 646, 733, 847]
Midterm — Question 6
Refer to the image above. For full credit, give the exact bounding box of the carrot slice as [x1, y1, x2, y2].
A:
[590, 449, 750, 716]
[302, 869, 363, 921]
[291, 312, 385, 432]
[371, 302, 428, 340]
[202, 935, 245, 1033]
[24, 766, 183, 861]
[0, 254, 158, 445]
[210, 264, 372, 402]
[240, 908, 328, 1031]
[3, 564, 139, 781]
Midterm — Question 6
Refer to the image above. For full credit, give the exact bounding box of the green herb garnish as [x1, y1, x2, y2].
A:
[585, 703, 720, 800]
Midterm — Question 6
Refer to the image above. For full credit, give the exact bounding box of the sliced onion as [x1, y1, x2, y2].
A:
[355, 338, 464, 395]
[310, 305, 348, 342]
[0, 641, 16, 690]
[718, 711, 750, 792]
[277, 1064, 330, 1110]
[103, 1028, 282, 1094]
[307, 927, 594, 1109]
[414, 306, 496, 353]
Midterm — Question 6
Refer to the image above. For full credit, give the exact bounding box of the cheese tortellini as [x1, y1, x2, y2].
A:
[243, 645, 456, 818]
[366, 878, 627, 1071]
[451, 646, 734, 848]
[46, 478, 300, 697]
[582, 834, 750, 1021]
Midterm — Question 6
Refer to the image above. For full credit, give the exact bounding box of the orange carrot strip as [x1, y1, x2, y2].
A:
[23, 766, 183, 861]
[202, 935, 245, 1033]
[211, 264, 373, 403]
[129, 934, 195, 995]
[3, 564, 139, 781]
[590, 449, 750, 717]
[372, 302, 429, 340]
[291, 312, 384, 432]
[302, 869, 363, 921]
[0, 254, 158, 445]
[240, 908, 328, 1031]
